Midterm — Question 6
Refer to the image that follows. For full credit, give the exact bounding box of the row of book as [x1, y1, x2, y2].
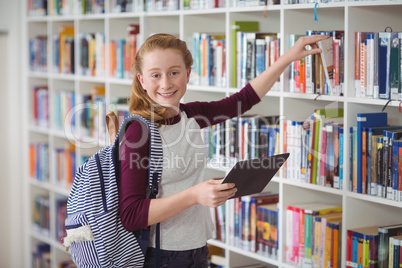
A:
[31, 85, 130, 144]
[350, 112, 402, 202]
[32, 196, 50, 236]
[54, 89, 76, 131]
[55, 198, 68, 245]
[284, 108, 344, 189]
[29, 0, 105, 16]
[191, 33, 227, 87]
[31, 83, 108, 143]
[214, 192, 279, 258]
[184, 0, 225, 9]
[284, 0, 344, 4]
[145, 0, 179, 11]
[55, 143, 77, 188]
[204, 115, 280, 164]
[32, 243, 50, 268]
[29, 143, 49, 182]
[346, 223, 402, 268]
[80, 86, 107, 141]
[29, 0, 283, 16]
[285, 203, 342, 268]
[289, 30, 344, 96]
[29, 141, 93, 187]
[78, 32, 106, 77]
[234, 29, 280, 89]
[29, 36, 47, 72]
[234, 0, 280, 7]
[354, 31, 402, 101]
[110, 24, 140, 79]
[32, 85, 49, 128]
[55, 25, 75, 74]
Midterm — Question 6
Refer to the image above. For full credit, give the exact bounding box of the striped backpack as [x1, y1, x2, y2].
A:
[63, 115, 163, 267]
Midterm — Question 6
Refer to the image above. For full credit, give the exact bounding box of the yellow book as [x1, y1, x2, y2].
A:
[59, 25, 75, 73]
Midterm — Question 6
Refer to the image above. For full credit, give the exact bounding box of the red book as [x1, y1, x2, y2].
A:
[347, 229, 354, 268]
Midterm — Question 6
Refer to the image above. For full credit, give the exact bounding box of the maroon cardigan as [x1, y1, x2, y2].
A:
[118, 83, 261, 232]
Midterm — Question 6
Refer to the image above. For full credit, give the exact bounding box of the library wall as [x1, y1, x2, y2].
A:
[0, 0, 24, 267]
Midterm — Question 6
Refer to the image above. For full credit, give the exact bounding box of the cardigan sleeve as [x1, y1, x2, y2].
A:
[118, 120, 151, 232]
[180, 83, 261, 128]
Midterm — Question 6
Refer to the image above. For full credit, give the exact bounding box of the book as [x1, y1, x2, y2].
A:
[378, 31, 392, 100]
[388, 235, 402, 268]
[317, 213, 342, 268]
[347, 226, 379, 268]
[318, 37, 334, 95]
[232, 21, 259, 88]
[355, 32, 370, 97]
[287, 202, 342, 267]
[390, 32, 400, 100]
[329, 219, 342, 268]
[356, 112, 388, 194]
[378, 223, 402, 268]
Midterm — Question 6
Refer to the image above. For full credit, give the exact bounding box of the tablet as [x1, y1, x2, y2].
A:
[222, 153, 289, 199]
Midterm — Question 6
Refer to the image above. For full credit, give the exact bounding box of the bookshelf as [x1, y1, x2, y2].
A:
[23, 0, 402, 267]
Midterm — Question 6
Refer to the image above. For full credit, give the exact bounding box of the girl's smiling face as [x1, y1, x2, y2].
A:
[137, 48, 191, 116]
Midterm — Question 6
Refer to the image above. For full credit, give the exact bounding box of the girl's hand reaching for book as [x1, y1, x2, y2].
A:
[285, 34, 330, 63]
[191, 178, 237, 208]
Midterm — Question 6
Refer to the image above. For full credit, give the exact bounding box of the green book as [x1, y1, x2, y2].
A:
[232, 21, 259, 88]
[311, 108, 344, 185]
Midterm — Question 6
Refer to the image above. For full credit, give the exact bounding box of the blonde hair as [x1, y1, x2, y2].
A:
[129, 33, 193, 124]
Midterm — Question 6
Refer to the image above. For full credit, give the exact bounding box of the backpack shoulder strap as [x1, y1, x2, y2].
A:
[114, 115, 163, 197]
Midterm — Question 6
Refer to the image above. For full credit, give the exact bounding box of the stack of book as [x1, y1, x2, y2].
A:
[191, 33, 226, 87]
[29, 36, 47, 72]
[80, 86, 107, 141]
[54, 25, 75, 74]
[288, 30, 344, 96]
[32, 243, 50, 268]
[204, 115, 280, 164]
[32, 196, 50, 236]
[31, 85, 49, 128]
[350, 112, 402, 201]
[53, 89, 76, 131]
[284, 108, 344, 189]
[285, 203, 342, 267]
[54, 143, 76, 188]
[346, 223, 402, 268]
[224, 192, 279, 258]
[29, 142, 49, 183]
[110, 24, 140, 80]
[354, 31, 402, 101]
[78, 32, 105, 77]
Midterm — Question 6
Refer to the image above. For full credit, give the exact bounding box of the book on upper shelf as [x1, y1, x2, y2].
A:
[29, 36, 48, 72]
[354, 112, 387, 194]
[58, 25, 75, 74]
[29, 142, 49, 183]
[31, 85, 49, 128]
[231, 21, 259, 88]
[318, 37, 334, 95]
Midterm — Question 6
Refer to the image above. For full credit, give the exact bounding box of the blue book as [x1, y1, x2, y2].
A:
[339, 127, 344, 190]
[350, 127, 354, 192]
[367, 125, 402, 195]
[356, 113, 388, 194]
[392, 140, 400, 201]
